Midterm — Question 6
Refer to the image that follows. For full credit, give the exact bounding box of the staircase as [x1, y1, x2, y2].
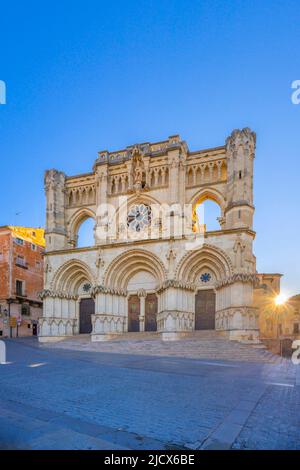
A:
[47, 330, 284, 363]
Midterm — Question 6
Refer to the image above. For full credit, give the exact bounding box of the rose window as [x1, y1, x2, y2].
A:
[127, 204, 152, 232]
[200, 273, 211, 283]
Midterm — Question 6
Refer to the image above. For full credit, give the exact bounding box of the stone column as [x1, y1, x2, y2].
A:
[215, 274, 259, 343]
[91, 286, 127, 341]
[168, 150, 180, 205]
[137, 289, 146, 332]
[38, 292, 78, 342]
[225, 128, 256, 230]
[95, 164, 109, 244]
[156, 281, 195, 341]
[44, 170, 67, 250]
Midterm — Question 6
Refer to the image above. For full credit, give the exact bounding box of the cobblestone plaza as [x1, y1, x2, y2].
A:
[0, 337, 299, 450]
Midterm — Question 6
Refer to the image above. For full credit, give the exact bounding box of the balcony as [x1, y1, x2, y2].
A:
[14, 291, 27, 299]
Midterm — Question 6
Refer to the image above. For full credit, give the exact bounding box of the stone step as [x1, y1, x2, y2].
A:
[45, 330, 285, 364]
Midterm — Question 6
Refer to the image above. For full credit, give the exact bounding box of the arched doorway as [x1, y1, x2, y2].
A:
[195, 289, 216, 330]
[79, 298, 95, 333]
[145, 293, 158, 331]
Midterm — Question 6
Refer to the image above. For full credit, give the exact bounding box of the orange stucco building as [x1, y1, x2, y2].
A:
[0, 226, 45, 337]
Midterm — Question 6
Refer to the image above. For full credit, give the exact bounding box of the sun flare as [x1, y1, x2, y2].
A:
[274, 294, 287, 306]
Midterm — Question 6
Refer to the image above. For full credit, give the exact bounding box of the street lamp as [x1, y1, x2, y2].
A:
[6, 299, 13, 338]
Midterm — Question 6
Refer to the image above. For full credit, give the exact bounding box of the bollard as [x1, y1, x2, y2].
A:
[0, 340, 6, 364]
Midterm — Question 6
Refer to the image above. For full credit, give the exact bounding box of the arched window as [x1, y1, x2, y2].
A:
[194, 199, 221, 232]
[77, 217, 95, 247]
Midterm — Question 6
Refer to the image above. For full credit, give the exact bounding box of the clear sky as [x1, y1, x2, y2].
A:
[0, 0, 299, 296]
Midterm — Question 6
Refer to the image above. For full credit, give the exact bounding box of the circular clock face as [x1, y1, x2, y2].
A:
[200, 272, 211, 283]
[127, 204, 151, 232]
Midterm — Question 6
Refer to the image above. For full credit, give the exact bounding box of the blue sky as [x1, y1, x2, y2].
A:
[0, 0, 299, 295]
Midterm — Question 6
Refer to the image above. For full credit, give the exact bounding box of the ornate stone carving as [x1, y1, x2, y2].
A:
[226, 127, 256, 158]
[44, 169, 66, 192]
[157, 310, 194, 333]
[156, 279, 197, 294]
[215, 273, 259, 289]
[166, 243, 177, 277]
[215, 307, 259, 332]
[95, 248, 105, 270]
[233, 234, 246, 270]
[38, 289, 78, 301]
[92, 314, 126, 335]
[137, 288, 146, 298]
[92, 285, 127, 297]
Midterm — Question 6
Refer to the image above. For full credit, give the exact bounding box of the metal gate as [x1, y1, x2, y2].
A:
[79, 298, 94, 334]
[145, 294, 157, 331]
[128, 295, 140, 332]
[195, 289, 216, 330]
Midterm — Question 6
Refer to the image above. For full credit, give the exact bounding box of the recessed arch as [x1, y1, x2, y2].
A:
[189, 187, 226, 213]
[189, 188, 226, 232]
[175, 244, 233, 285]
[115, 193, 162, 218]
[67, 208, 96, 246]
[51, 259, 96, 295]
[104, 249, 167, 290]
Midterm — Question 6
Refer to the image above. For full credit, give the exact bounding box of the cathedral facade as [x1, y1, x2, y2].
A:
[39, 128, 260, 342]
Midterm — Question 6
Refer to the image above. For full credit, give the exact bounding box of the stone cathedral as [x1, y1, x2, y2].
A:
[39, 128, 260, 343]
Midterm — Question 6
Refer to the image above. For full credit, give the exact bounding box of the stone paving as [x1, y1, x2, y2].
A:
[0, 337, 299, 450]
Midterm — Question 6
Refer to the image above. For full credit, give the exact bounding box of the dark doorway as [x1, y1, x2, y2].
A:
[145, 293, 158, 331]
[195, 289, 216, 330]
[79, 298, 94, 334]
[32, 323, 38, 336]
[128, 295, 140, 332]
[281, 338, 293, 358]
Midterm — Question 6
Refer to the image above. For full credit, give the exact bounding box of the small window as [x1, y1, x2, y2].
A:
[16, 255, 26, 267]
[15, 238, 24, 245]
[0, 252, 3, 262]
[16, 280, 24, 296]
[36, 261, 41, 269]
[21, 305, 30, 316]
[31, 243, 36, 251]
[239, 171, 242, 179]
[293, 323, 299, 334]
[32, 231, 36, 237]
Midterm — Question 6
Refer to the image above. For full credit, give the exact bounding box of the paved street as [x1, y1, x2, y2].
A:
[0, 337, 299, 450]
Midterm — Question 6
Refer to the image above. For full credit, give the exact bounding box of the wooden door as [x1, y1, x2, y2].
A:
[145, 294, 158, 332]
[79, 298, 94, 334]
[195, 290, 216, 330]
[128, 295, 140, 332]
